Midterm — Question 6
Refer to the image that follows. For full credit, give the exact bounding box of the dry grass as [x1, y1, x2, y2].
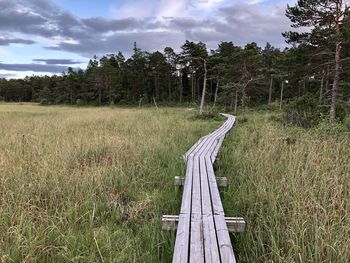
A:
[1, 104, 349, 262]
[0, 103, 220, 262]
[219, 111, 350, 263]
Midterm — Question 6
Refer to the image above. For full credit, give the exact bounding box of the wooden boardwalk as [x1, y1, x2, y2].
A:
[163, 113, 244, 263]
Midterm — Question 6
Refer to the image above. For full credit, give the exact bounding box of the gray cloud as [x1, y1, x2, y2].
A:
[0, 0, 294, 64]
[32, 59, 82, 65]
[0, 73, 17, 78]
[82, 17, 143, 32]
[47, 30, 185, 57]
[0, 37, 35, 45]
[0, 63, 68, 73]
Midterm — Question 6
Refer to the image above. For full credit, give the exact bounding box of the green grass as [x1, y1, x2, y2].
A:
[1, 104, 349, 262]
[0, 103, 220, 262]
[219, 111, 350, 263]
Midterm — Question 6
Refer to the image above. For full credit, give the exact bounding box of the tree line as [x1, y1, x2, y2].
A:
[1, 0, 350, 120]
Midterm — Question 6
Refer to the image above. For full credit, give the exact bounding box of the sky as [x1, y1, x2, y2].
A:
[0, 0, 297, 79]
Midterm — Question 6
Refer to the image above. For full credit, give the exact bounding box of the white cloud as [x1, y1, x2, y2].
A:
[156, 0, 191, 19]
[112, 0, 155, 18]
[197, 0, 225, 9]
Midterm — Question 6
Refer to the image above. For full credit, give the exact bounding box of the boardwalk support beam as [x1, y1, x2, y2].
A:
[174, 176, 228, 187]
[162, 215, 245, 233]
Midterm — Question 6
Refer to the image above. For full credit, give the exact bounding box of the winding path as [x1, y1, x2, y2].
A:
[164, 113, 240, 263]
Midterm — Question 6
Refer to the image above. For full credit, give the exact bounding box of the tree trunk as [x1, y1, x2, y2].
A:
[168, 74, 171, 102]
[330, 41, 341, 120]
[199, 60, 207, 115]
[319, 70, 324, 103]
[242, 85, 247, 109]
[108, 73, 112, 104]
[179, 66, 183, 104]
[268, 76, 273, 105]
[191, 72, 194, 101]
[213, 81, 219, 107]
[98, 85, 102, 106]
[234, 89, 238, 113]
[197, 76, 200, 103]
[325, 65, 330, 94]
[279, 81, 284, 110]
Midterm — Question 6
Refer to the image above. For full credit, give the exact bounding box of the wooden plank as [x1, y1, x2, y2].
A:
[225, 217, 246, 233]
[173, 213, 191, 263]
[190, 213, 204, 263]
[180, 158, 194, 214]
[191, 157, 201, 215]
[189, 156, 204, 262]
[211, 136, 225, 163]
[173, 157, 193, 262]
[199, 156, 221, 262]
[199, 157, 213, 216]
[214, 215, 237, 263]
[205, 157, 225, 215]
[162, 215, 178, 230]
[162, 215, 245, 233]
[202, 214, 221, 262]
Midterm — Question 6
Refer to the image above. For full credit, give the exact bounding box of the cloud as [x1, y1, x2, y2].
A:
[32, 59, 82, 65]
[0, 0, 294, 64]
[82, 17, 143, 32]
[0, 62, 68, 73]
[0, 73, 17, 79]
[0, 37, 35, 46]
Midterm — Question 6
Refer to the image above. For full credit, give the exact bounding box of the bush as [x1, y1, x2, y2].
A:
[0, 96, 4, 102]
[284, 94, 327, 128]
[39, 99, 49, 105]
[237, 115, 248, 124]
[343, 116, 350, 132]
[314, 120, 349, 136]
[76, 99, 84, 106]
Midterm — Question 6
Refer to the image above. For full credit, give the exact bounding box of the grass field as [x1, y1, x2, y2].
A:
[0, 104, 349, 262]
[0, 103, 220, 262]
[219, 111, 350, 263]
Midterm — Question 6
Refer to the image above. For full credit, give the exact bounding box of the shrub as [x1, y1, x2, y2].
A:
[343, 116, 350, 132]
[284, 94, 326, 128]
[76, 99, 84, 106]
[237, 115, 248, 124]
[0, 96, 4, 102]
[39, 99, 49, 105]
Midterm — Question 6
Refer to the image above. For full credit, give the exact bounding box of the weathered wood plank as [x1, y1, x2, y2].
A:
[173, 213, 191, 263]
[189, 213, 204, 263]
[202, 214, 221, 262]
[214, 215, 237, 263]
[205, 156, 225, 215]
[163, 215, 245, 233]
[175, 176, 227, 187]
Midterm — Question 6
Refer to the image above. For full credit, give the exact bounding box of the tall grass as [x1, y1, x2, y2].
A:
[219, 112, 350, 263]
[2, 104, 349, 262]
[0, 104, 220, 262]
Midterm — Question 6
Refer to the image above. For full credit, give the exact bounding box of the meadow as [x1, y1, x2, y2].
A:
[220, 111, 350, 263]
[0, 103, 349, 262]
